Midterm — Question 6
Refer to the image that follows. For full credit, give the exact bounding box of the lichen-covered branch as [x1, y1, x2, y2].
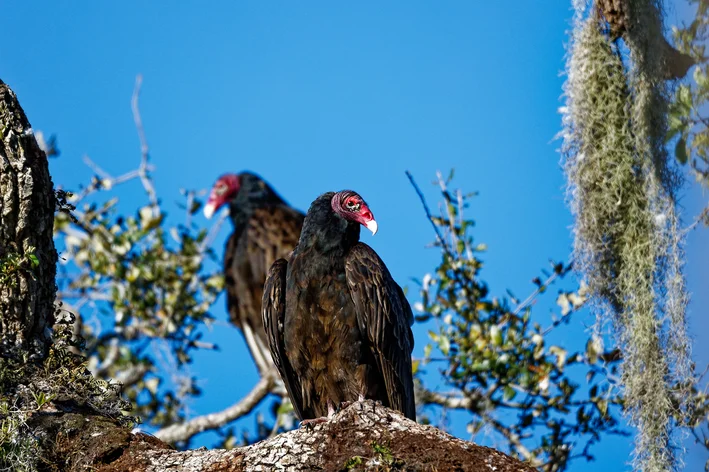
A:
[43, 401, 536, 472]
[0, 78, 58, 361]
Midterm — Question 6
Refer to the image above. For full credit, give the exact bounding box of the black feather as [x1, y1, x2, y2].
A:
[262, 191, 416, 420]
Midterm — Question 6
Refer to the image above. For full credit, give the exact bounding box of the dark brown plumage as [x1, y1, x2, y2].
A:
[205, 172, 304, 376]
[262, 190, 416, 421]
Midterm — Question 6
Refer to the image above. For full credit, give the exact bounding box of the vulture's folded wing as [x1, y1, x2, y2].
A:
[262, 258, 305, 420]
[345, 243, 416, 420]
[225, 205, 303, 374]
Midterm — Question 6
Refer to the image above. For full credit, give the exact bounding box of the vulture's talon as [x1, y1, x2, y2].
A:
[300, 417, 328, 428]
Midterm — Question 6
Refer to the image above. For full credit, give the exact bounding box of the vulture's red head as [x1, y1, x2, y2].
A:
[331, 190, 378, 235]
[204, 174, 240, 219]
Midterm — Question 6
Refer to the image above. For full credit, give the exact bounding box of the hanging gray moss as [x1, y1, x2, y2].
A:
[562, 2, 691, 471]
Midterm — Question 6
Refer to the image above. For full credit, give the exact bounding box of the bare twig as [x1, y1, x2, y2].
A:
[480, 412, 539, 466]
[115, 363, 152, 390]
[436, 171, 461, 250]
[73, 154, 154, 203]
[456, 188, 474, 261]
[683, 205, 709, 234]
[58, 291, 112, 302]
[511, 269, 562, 317]
[154, 375, 274, 444]
[198, 210, 228, 255]
[93, 338, 120, 376]
[131, 74, 158, 209]
[405, 171, 448, 251]
[418, 388, 475, 410]
[83, 155, 113, 180]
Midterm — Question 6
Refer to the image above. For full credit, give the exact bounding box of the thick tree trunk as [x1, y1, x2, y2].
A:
[0, 79, 57, 360]
[1, 80, 535, 472]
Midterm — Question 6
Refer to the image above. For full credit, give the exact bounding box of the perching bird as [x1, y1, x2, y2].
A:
[262, 190, 416, 422]
[204, 172, 304, 377]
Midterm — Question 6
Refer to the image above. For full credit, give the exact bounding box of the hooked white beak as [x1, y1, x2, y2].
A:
[203, 202, 217, 219]
[365, 219, 378, 236]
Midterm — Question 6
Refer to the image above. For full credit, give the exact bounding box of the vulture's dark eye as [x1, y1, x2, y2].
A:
[215, 184, 227, 195]
[346, 199, 359, 210]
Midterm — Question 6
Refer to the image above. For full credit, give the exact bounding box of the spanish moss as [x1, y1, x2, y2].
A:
[561, 2, 691, 470]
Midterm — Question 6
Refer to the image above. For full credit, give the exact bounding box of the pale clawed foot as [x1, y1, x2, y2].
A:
[299, 417, 328, 428]
[340, 394, 366, 411]
[327, 400, 337, 418]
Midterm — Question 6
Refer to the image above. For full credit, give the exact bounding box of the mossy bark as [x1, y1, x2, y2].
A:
[30, 401, 536, 472]
[0, 79, 57, 361]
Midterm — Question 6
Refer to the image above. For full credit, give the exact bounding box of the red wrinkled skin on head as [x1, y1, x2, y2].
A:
[206, 173, 241, 212]
[331, 190, 376, 228]
[359, 207, 373, 222]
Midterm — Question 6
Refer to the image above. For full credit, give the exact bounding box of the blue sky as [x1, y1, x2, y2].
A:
[3, 1, 707, 469]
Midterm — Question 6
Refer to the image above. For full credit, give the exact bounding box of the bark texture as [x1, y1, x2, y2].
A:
[596, 0, 694, 79]
[0, 79, 57, 360]
[34, 400, 535, 472]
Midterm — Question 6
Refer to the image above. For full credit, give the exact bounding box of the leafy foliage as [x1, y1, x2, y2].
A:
[410, 172, 624, 472]
[0, 323, 131, 472]
[54, 161, 224, 430]
[0, 247, 39, 287]
[671, 0, 709, 185]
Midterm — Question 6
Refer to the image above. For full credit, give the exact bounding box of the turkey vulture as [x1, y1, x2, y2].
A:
[204, 172, 304, 377]
[262, 190, 416, 422]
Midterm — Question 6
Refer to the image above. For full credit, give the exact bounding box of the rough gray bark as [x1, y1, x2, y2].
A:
[32, 400, 536, 472]
[596, 0, 694, 79]
[0, 79, 57, 360]
[1, 80, 536, 472]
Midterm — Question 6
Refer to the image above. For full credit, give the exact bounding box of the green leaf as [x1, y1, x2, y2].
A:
[490, 325, 503, 346]
[503, 386, 516, 401]
[423, 344, 432, 360]
[438, 335, 451, 356]
[277, 400, 294, 415]
[677, 84, 693, 114]
[549, 346, 568, 368]
[596, 399, 608, 417]
[694, 65, 708, 90]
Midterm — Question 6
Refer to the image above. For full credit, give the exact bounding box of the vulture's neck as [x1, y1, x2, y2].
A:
[298, 196, 360, 261]
[228, 178, 287, 229]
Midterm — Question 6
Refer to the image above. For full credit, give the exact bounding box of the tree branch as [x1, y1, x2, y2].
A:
[44, 401, 537, 472]
[131, 74, 158, 209]
[418, 386, 476, 410]
[154, 375, 274, 444]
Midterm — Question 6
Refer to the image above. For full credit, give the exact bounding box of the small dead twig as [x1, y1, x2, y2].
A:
[131, 74, 158, 209]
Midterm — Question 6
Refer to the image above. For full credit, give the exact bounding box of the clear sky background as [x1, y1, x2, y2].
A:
[2, 1, 707, 470]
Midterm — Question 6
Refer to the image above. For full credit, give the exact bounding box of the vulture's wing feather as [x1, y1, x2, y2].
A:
[345, 243, 416, 419]
[246, 206, 303, 290]
[223, 231, 242, 327]
[263, 258, 305, 420]
[226, 205, 303, 374]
